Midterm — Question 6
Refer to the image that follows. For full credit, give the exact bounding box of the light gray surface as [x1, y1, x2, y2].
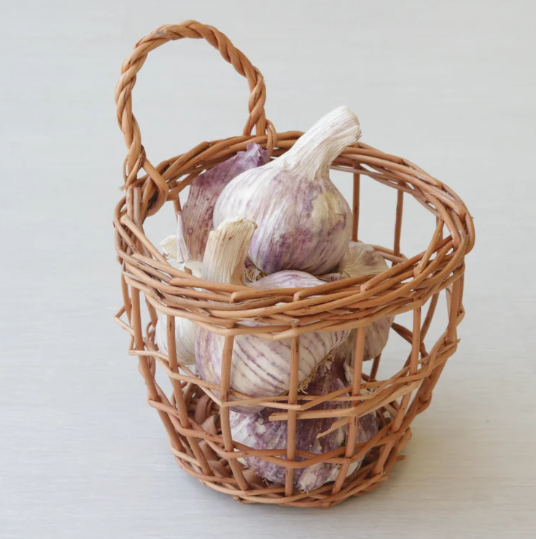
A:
[1, 1, 535, 537]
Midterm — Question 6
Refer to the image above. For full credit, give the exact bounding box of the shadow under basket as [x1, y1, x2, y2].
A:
[113, 21, 475, 508]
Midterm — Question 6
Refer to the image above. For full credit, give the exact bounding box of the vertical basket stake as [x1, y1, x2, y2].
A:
[146, 297, 158, 330]
[120, 274, 132, 325]
[166, 315, 212, 476]
[174, 196, 181, 214]
[447, 277, 462, 344]
[219, 335, 249, 491]
[369, 353, 381, 382]
[416, 276, 463, 409]
[285, 336, 300, 496]
[374, 307, 421, 475]
[131, 288, 183, 453]
[332, 325, 367, 495]
[394, 190, 404, 258]
[351, 171, 361, 242]
[420, 292, 440, 342]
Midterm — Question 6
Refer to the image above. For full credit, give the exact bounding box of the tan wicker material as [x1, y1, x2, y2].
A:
[113, 21, 475, 508]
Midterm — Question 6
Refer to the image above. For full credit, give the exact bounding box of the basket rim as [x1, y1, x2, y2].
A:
[113, 133, 473, 338]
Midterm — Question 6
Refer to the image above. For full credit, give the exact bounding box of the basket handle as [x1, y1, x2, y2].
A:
[115, 21, 269, 215]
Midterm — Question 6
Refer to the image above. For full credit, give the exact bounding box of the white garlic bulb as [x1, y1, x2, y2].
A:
[214, 106, 360, 275]
[195, 219, 349, 410]
[154, 214, 202, 365]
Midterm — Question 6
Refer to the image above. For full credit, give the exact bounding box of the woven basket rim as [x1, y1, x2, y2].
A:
[113, 134, 474, 338]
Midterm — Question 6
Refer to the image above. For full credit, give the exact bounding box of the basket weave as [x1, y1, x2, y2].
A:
[113, 21, 475, 508]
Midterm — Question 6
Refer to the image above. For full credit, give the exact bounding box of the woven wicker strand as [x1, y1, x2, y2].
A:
[113, 21, 474, 508]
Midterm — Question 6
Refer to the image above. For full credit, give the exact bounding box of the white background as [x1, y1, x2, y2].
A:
[1, 1, 535, 538]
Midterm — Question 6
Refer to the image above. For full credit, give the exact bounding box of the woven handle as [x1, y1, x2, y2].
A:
[115, 20, 269, 215]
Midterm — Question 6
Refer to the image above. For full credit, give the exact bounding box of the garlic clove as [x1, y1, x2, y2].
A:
[214, 106, 360, 275]
[181, 143, 269, 261]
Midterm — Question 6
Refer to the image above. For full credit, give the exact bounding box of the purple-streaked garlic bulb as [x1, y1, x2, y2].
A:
[214, 106, 360, 275]
[230, 359, 379, 491]
[181, 143, 269, 260]
[195, 219, 349, 410]
[154, 214, 202, 365]
[322, 241, 393, 380]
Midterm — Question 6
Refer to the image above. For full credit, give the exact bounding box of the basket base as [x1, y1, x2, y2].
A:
[198, 451, 408, 508]
[165, 388, 412, 508]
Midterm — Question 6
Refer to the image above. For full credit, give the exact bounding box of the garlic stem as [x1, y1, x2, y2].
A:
[277, 106, 361, 180]
[201, 218, 257, 286]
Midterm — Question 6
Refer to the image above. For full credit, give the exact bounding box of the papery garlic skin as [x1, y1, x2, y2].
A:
[181, 143, 269, 260]
[199, 217, 256, 286]
[321, 241, 394, 379]
[214, 106, 360, 275]
[244, 258, 265, 283]
[154, 214, 202, 365]
[322, 241, 389, 281]
[195, 219, 349, 409]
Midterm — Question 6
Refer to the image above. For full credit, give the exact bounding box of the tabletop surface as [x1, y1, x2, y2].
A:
[1, 1, 535, 537]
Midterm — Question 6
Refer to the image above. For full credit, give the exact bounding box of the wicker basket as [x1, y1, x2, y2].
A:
[113, 21, 475, 508]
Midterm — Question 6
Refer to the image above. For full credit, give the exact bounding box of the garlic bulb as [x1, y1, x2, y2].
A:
[214, 106, 360, 275]
[230, 358, 379, 491]
[195, 219, 349, 409]
[181, 143, 269, 260]
[230, 362, 346, 491]
[322, 241, 393, 382]
[322, 241, 390, 281]
[154, 214, 202, 365]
